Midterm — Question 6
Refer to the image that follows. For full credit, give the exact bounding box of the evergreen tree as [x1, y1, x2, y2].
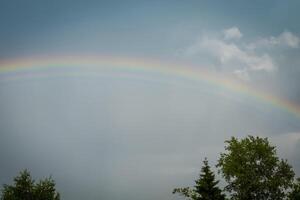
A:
[173, 158, 225, 200]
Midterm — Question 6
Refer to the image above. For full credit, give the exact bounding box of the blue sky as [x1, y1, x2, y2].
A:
[1, 0, 299, 57]
[0, 1, 300, 200]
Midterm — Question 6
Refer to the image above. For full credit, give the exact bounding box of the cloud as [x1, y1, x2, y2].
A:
[248, 31, 300, 49]
[233, 69, 250, 81]
[187, 37, 275, 80]
[223, 26, 243, 40]
[182, 27, 300, 81]
[183, 28, 300, 81]
[278, 31, 300, 48]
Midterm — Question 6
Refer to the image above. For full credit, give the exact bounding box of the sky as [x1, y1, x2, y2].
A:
[0, 1, 300, 199]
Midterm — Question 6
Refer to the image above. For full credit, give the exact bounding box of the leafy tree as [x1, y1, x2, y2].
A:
[217, 136, 295, 200]
[1, 169, 60, 200]
[289, 178, 300, 200]
[173, 158, 225, 200]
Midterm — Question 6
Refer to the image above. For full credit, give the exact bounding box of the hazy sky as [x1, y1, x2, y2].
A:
[0, 1, 300, 199]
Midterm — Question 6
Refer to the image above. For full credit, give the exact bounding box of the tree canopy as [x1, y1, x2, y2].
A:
[1, 170, 60, 200]
[217, 135, 295, 200]
[289, 178, 300, 200]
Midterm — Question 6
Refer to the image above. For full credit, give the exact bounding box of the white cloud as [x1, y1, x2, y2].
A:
[183, 27, 300, 81]
[183, 27, 289, 81]
[233, 69, 250, 81]
[248, 31, 300, 49]
[277, 31, 299, 48]
[197, 37, 275, 72]
[223, 27, 243, 40]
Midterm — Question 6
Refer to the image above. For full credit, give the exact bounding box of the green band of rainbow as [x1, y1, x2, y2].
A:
[1, 55, 300, 119]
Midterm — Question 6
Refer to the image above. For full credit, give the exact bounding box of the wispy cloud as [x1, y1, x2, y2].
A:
[233, 69, 250, 81]
[223, 26, 243, 40]
[199, 38, 275, 71]
[183, 27, 299, 81]
[186, 36, 275, 81]
[247, 31, 300, 49]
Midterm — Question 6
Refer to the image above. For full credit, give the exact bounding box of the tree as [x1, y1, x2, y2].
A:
[1, 169, 60, 200]
[289, 178, 300, 200]
[217, 136, 295, 200]
[173, 158, 225, 200]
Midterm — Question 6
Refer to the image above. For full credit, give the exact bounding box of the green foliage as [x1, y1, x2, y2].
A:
[173, 158, 225, 200]
[1, 170, 60, 200]
[217, 136, 295, 200]
[289, 178, 300, 200]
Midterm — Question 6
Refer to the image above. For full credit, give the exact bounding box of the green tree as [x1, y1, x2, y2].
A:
[289, 178, 300, 200]
[173, 158, 225, 200]
[217, 136, 295, 200]
[1, 170, 60, 200]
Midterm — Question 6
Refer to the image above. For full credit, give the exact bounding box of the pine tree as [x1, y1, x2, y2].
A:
[173, 158, 225, 200]
[195, 158, 225, 200]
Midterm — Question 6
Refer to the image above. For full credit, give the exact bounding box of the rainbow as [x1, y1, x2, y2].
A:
[1, 55, 300, 119]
